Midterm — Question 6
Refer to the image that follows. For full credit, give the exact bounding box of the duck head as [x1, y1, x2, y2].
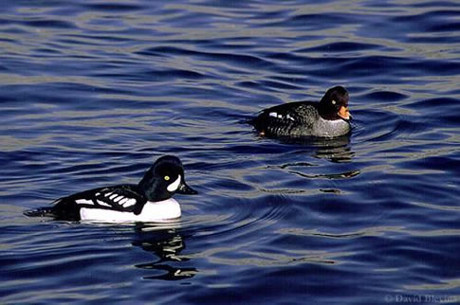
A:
[138, 155, 197, 201]
[319, 86, 351, 121]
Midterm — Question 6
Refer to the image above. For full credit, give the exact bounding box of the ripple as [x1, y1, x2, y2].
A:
[353, 108, 401, 143]
[362, 90, 409, 102]
[137, 46, 275, 70]
[289, 169, 361, 180]
[81, 3, 143, 12]
[22, 19, 75, 29]
[298, 41, 384, 53]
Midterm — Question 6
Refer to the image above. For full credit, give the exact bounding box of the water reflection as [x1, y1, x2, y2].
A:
[309, 135, 354, 163]
[132, 224, 197, 281]
[268, 134, 354, 163]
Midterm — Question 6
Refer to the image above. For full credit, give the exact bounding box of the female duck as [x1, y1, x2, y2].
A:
[24, 155, 197, 222]
[251, 86, 352, 138]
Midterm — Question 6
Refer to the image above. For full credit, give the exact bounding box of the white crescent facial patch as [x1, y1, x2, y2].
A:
[167, 175, 181, 192]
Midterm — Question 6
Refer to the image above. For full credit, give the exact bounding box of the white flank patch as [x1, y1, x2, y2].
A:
[269, 112, 277, 118]
[75, 199, 93, 205]
[96, 200, 112, 207]
[80, 198, 181, 223]
[167, 175, 181, 192]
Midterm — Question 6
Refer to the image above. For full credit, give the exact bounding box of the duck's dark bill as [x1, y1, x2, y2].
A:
[177, 182, 198, 195]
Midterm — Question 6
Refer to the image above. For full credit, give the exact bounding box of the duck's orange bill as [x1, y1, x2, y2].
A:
[338, 106, 351, 120]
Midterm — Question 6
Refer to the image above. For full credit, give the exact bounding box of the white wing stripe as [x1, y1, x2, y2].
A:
[113, 196, 124, 202]
[96, 200, 112, 207]
[123, 198, 136, 208]
[75, 199, 93, 205]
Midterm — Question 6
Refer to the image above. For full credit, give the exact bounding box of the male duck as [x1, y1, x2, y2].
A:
[24, 155, 197, 222]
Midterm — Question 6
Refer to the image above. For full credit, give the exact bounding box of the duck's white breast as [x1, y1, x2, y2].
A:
[80, 198, 181, 223]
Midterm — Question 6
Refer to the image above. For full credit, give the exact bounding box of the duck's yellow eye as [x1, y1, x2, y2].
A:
[164, 176, 170, 181]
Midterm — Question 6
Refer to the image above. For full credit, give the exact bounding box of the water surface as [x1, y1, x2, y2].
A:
[1, 0, 459, 304]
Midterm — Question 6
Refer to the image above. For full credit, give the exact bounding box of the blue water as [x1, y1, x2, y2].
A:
[1, 0, 459, 304]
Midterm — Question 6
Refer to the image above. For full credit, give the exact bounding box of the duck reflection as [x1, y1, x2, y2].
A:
[131, 223, 197, 280]
[274, 134, 354, 163]
[309, 135, 353, 163]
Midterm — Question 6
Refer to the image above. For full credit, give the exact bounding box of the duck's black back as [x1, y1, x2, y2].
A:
[252, 101, 320, 137]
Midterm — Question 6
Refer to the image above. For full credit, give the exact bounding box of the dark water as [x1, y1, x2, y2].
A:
[1, 0, 459, 304]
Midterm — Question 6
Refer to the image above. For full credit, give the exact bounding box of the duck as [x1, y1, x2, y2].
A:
[24, 155, 197, 222]
[251, 86, 352, 138]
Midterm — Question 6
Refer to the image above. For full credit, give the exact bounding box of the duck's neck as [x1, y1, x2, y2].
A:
[318, 103, 340, 120]
[138, 179, 171, 202]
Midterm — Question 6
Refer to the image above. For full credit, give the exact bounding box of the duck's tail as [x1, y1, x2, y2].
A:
[23, 207, 54, 218]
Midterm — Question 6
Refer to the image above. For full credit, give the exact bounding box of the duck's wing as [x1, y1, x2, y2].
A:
[252, 102, 319, 135]
[55, 185, 146, 215]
